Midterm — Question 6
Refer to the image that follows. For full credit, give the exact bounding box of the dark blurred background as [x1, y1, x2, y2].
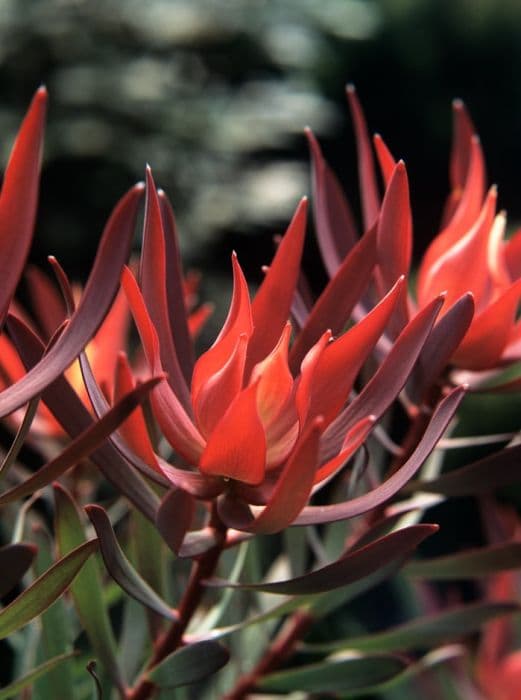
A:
[1, 0, 521, 290]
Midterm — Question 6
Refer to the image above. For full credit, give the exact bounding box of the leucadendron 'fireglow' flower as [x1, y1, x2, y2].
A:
[111, 167, 463, 536]
[307, 86, 521, 377]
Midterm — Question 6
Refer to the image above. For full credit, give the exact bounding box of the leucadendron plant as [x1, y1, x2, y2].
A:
[0, 86, 520, 700]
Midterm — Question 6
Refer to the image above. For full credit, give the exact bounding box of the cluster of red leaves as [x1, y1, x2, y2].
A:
[1, 85, 521, 698]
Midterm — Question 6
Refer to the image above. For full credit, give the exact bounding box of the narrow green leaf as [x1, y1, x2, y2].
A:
[259, 654, 407, 693]
[148, 641, 229, 688]
[405, 542, 521, 579]
[32, 528, 75, 699]
[54, 484, 125, 691]
[0, 652, 76, 699]
[86, 504, 177, 620]
[306, 601, 519, 654]
[0, 539, 97, 639]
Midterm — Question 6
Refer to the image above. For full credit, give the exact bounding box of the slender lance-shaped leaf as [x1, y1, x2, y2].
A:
[0, 652, 77, 700]
[408, 292, 474, 404]
[86, 505, 177, 620]
[307, 601, 519, 654]
[247, 197, 308, 372]
[404, 542, 521, 579]
[7, 313, 161, 521]
[0, 87, 47, 327]
[0, 375, 163, 505]
[158, 189, 195, 383]
[259, 654, 407, 694]
[410, 443, 521, 497]
[147, 641, 230, 688]
[306, 128, 357, 276]
[296, 386, 464, 526]
[346, 84, 380, 231]
[0, 543, 37, 597]
[0, 183, 143, 417]
[140, 168, 191, 410]
[290, 225, 377, 372]
[0, 539, 96, 639]
[54, 484, 125, 692]
[320, 294, 446, 463]
[205, 524, 437, 595]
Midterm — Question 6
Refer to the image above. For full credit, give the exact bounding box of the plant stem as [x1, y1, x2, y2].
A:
[126, 506, 227, 700]
[222, 609, 314, 700]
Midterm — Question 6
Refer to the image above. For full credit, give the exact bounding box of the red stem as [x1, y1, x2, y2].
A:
[126, 508, 227, 700]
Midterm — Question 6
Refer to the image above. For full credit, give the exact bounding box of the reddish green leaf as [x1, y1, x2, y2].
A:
[205, 524, 437, 595]
[86, 505, 177, 620]
[296, 386, 464, 525]
[0, 539, 97, 639]
[147, 640, 229, 688]
[412, 444, 521, 496]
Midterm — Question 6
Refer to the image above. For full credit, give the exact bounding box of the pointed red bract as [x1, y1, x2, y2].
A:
[247, 198, 307, 372]
[199, 382, 266, 485]
[346, 84, 380, 230]
[0, 88, 47, 326]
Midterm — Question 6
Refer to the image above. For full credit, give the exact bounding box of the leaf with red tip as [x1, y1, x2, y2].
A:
[158, 458, 223, 499]
[412, 444, 521, 497]
[122, 266, 205, 463]
[419, 187, 497, 310]
[194, 333, 248, 438]
[0, 375, 163, 505]
[321, 295, 445, 462]
[156, 489, 195, 555]
[419, 136, 486, 293]
[295, 386, 464, 525]
[140, 169, 191, 409]
[374, 134, 396, 187]
[0, 184, 143, 417]
[0, 543, 37, 597]
[199, 382, 266, 485]
[305, 129, 357, 276]
[304, 277, 404, 427]
[376, 161, 412, 296]
[289, 226, 377, 372]
[86, 505, 177, 620]
[346, 85, 380, 230]
[206, 524, 437, 594]
[192, 254, 252, 401]
[246, 198, 307, 371]
[0, 88, 47, 326]
[7, 313, 162, 521]
[219, 417, 323, 534]
[158, 190, 195, 381]
[408, 292, 475, 403]
[0, 539, 97, 640]
[452, 277, 521, 370]
[441, 99, 477, 225]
